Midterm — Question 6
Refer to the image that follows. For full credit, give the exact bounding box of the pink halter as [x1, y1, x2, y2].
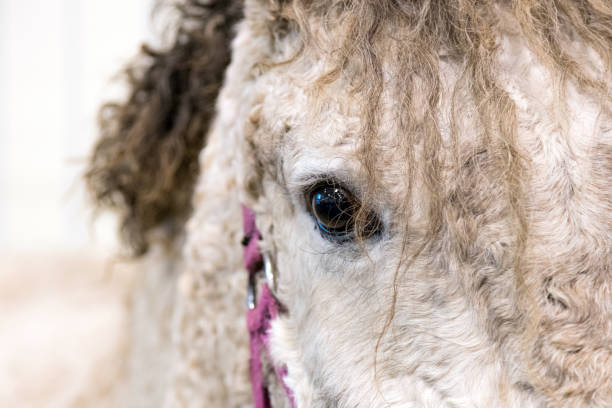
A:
[242, 205, 296, 408]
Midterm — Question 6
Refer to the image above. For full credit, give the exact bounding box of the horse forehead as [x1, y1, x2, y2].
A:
[250, 65, 366, 174]
[249, 29, 610, 193]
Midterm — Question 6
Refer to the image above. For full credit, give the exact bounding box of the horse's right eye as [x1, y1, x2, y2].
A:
[307, 181, 381, 242]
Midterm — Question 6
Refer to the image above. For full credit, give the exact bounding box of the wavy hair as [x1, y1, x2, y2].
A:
[86, 0, 243, 255]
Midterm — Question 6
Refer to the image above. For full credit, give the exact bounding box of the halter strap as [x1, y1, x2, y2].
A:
[242, 205, 296, 408]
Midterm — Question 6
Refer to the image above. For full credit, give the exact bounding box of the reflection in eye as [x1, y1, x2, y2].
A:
[307, 181, 381, 242]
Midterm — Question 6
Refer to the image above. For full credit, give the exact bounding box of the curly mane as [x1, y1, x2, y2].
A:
[87, 0, 611, 256]
[86, 0, 243, 255]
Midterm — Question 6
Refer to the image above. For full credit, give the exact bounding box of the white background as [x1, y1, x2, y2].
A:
[0, 0, 156, 254]
[0, 1, 160, 406]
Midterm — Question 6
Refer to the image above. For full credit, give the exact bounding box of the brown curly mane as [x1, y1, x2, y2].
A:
[85, 0, 243, 255]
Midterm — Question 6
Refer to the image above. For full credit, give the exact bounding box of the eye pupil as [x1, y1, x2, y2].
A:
[312, 187, 354, 232]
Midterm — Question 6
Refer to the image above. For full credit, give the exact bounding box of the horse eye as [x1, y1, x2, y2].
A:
[308, 181, 380, 241]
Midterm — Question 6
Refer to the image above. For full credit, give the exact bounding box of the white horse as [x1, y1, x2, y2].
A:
[87, 0, 611, 407]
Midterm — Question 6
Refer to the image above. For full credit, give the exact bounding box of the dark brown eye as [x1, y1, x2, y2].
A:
[308, 181, 381, 241]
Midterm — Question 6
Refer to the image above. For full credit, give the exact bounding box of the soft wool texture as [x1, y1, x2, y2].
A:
[88, 1, 611, 407]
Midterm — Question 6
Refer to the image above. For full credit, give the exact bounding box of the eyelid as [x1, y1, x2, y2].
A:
[298, 174, 363, 206]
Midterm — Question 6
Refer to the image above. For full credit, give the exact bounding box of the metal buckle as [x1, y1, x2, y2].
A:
[264, 254, 277, 294]
[247, 272, 257, 310]
[247, 253, 277, 310]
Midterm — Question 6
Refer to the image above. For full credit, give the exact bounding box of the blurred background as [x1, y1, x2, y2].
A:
[0, 1, 156, 406]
